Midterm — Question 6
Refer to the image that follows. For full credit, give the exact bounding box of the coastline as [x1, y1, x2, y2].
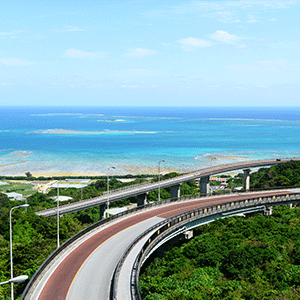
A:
[0, 154, 248, 177]
[1, 106, 300, 178]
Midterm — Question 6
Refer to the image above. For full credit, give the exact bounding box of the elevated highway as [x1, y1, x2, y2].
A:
[22, 188, 300, 300]
[36, 157, 300, 217]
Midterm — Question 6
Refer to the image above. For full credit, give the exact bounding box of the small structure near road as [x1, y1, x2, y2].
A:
[51, 196, 73, 202]
[4, 192, 25, 201]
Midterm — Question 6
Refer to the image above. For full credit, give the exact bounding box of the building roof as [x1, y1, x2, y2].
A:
[5, 192, 24, 200]
[54, 183, 88, 189]
[65, 179, 91, 183]
[51, 196, 73, 202]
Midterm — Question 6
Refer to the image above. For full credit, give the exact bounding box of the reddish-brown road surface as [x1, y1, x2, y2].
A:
[38, 191, 289, 300]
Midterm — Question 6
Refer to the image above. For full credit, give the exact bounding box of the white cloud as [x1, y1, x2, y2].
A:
[178, 37, 213, 50]
[247, 13, 261, 23]
[0, 82, 12, 86]
[121, 84, 138, 88]
[53, 26, 86, 32]
[211, 30, 241, 44]
[259, 59, 300, 71]
[237, 44, 248, 49]
[0, 58, 30, 66]
[117, 69, 160, 77]
[0, 30, 25, 36]
[166, 0, 298, 14]
[225, 64, 262, 73]
[64, 49, 105, 59]
[125, 48, 157, 57]
[151, 1, 298, 23]
[203, 11, 241, 23]
[225, 59, 300, 73]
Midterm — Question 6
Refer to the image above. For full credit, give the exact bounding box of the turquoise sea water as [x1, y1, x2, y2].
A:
[1, 106, 300, 176]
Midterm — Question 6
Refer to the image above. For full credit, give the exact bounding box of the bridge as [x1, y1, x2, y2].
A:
[35, 157, 299, 218]
[21, 186, 300, 299]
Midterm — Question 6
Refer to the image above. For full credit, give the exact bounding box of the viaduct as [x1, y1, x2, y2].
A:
[36, 157, 295, 218]
[22, 158, 300, 300]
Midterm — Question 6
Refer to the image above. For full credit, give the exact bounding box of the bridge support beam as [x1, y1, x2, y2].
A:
[200, 176, 210, 195]
[243, 169, 251, 191]
[99, 203, 106, 220]
[137, 193, 148, 207]
[171, 184, 181, 199]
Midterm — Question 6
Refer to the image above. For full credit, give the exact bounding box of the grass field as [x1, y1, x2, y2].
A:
[0, 181, 36, 197]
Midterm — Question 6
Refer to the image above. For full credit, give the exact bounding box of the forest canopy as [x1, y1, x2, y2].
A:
[139, 206, 300, 300]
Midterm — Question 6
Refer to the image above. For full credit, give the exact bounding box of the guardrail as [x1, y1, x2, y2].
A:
[22, 187, 300, 298]
[22, 190, 223, 299]
[106, 157, 299, 196]
[36, 157, 300, 217]
[110, 191, 300, 300]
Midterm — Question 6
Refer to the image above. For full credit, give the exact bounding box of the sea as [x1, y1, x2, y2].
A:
[1, 106, 300, 176]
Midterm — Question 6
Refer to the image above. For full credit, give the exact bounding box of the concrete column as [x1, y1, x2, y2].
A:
[99, 203, 106, 220]
[137, 193, 148, 207]
[264, 206, 273, 216]
[289, 203, 293, 209]
[243, 169, 251, 191]
[171, 184, 181, 199]
[200, 176, 209, 195]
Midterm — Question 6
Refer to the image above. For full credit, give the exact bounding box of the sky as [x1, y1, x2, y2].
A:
[0, 0, 299, 106]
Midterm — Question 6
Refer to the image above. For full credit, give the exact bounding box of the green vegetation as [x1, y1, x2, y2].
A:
[139, 206, 300, 300]
[1, 161, 300, 299]
[0, 181, 35, 198]
[227, 160, 300, 190]
[0, 192, 88, 300]
[251, 160, 300, 189]
[0, 172, 197, 299]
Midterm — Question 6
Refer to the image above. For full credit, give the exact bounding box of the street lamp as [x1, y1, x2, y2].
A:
[56, 181, 60, 249]
[0, 275, 28, 286]
[158, 160, 165, 202]
[10, 204, 29, 300]
[106, 166, 115, 217]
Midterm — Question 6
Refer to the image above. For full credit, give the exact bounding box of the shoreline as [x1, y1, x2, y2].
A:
[0, 155, 249, 178]
[0, 153, 283, 178]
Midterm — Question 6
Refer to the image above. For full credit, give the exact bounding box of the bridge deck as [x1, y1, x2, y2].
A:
[36, 158, 299, 217]
[30, 190, 290, 300]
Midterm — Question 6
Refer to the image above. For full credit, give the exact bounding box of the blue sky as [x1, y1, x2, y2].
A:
[1, 0, 299, 106]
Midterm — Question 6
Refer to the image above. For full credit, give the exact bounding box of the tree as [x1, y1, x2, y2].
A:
[25, 172, 32, 178]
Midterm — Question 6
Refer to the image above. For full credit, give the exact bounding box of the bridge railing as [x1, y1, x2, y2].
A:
[22, 190, 221, 299]
[105, 157, 292, 195]
[35, 157, 300, 216]
[110, 191, 300, 300]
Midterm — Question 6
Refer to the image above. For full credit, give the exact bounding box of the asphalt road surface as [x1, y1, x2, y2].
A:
[34, 191, 290, 300]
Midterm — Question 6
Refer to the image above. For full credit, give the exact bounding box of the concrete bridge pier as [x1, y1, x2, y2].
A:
[200, 176, 210, 195]
[137, 193, 148, 207]
[171, 184, 181, 199]
[99, 203, 106, 220]
[264, 206, 273, 216]
[243, 169, 251, 191]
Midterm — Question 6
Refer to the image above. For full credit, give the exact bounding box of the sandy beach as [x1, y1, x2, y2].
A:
[0, 154, 247, 177]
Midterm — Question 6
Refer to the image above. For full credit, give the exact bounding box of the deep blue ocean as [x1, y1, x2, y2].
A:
[1, 106, 300, 176]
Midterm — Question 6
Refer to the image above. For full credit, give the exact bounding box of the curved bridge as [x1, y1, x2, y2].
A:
[22, 188, 300, 300]
[36, 157, 300, 217]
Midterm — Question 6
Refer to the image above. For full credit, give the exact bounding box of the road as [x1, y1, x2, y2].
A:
[36, 157, 299, 217]
[30, 190, 291, 300]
